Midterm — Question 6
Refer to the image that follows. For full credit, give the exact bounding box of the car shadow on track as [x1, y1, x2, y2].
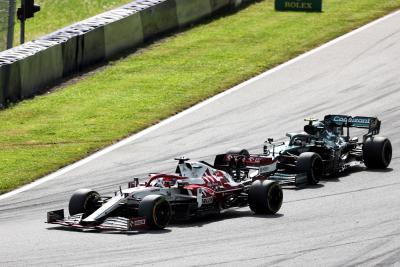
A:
[46, 210, 282, 234]
[283, 165, 393, 191]
[283, 184, 325, 191]
[46, 225, 172, 235]
[170, 209, 284, 229]
[321, 165, 366, 182]
[364, 167, 394, 173]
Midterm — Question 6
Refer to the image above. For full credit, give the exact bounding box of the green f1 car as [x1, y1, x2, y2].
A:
[261, 114, 392, 186]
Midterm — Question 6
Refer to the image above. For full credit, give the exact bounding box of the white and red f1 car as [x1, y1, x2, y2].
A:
[47, 156, 283, 231]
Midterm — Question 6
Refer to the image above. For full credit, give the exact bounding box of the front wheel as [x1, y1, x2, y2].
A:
[138, 195, 171, 230]
[363, 136, 392, 169]
[68, 189, 101, 216]
[248, 180, 283, 214]
[296, 152, 323, 185]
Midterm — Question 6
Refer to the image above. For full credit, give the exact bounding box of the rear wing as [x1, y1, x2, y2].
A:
[214, 153, 276, 176]
[323, 114, 380, 136]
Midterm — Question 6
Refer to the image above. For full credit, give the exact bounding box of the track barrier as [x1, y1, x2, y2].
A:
[0, 0, 250, 107]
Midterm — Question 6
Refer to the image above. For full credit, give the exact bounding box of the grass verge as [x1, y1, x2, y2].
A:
[1, 0, 400, 193]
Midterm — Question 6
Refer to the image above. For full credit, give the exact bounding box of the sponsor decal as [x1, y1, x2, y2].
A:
[202, 197, 214, 205]
[128, 218, 146, 230]
[247, 157, 260, 164]
[245, 156, 273, 166]
[275, 0, 322, 12]
[333, 116, 370, 125]
[134, 219, 146, 226]
[284, 1, 312, 9]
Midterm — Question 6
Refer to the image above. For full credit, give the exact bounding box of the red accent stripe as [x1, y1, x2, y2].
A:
[209, 175, 218, 183]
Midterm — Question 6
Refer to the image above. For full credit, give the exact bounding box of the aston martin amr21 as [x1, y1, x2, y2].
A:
[261, 114, 392, 185]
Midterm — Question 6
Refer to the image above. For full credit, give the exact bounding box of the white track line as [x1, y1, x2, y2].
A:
[1, 9, 399, 201]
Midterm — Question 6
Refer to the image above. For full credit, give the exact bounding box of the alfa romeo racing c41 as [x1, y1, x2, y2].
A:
[47, 156, 283, 231]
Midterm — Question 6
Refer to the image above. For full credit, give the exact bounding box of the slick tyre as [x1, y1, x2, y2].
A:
[138, 195, 171, 230]
[68, 189, 100, 216]
[297, 152, 323, 185]
[249, 180, 283, 214]
[226, 148, 250, 156]
[363, 136, 392, 169]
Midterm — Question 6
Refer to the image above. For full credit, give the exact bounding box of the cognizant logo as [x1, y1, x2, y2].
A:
[333, 116, 370, 124]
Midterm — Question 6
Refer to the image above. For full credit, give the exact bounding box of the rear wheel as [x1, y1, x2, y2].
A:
[297, 152, 323, 185]
[248, 180, 283, 214]
[138, 195, 171, 230]
[68, 189, 100, 216]
[363, 136, 392, 169]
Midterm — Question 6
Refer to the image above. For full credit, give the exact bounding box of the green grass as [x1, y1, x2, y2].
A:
[1, 0, 400, 193]
[14, 0, 133, 43]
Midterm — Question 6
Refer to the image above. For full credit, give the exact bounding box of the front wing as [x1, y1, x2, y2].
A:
[46, 209, 147, 231]
[268, 172, 307, 186]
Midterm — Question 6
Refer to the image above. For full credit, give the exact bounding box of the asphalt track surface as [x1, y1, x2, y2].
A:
[1, 11, 400, 267]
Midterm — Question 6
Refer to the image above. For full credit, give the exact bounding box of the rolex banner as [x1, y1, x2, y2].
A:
[275, 0, 322, 12]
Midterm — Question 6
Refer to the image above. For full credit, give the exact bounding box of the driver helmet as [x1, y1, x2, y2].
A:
[313, 121, 326, 134]
[310, 121, 326, 138]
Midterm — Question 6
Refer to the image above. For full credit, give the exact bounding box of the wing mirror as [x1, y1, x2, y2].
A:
[128, 177, 140, 188]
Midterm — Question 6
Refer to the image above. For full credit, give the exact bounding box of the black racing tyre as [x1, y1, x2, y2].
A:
[68, 189, 101, 216]
[138, 195, 171, 230]
[363, 136, 392, 169]
[226, 148, 250, 156]
[296, 152, 323, 185]
[248, 180, 283, 214]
